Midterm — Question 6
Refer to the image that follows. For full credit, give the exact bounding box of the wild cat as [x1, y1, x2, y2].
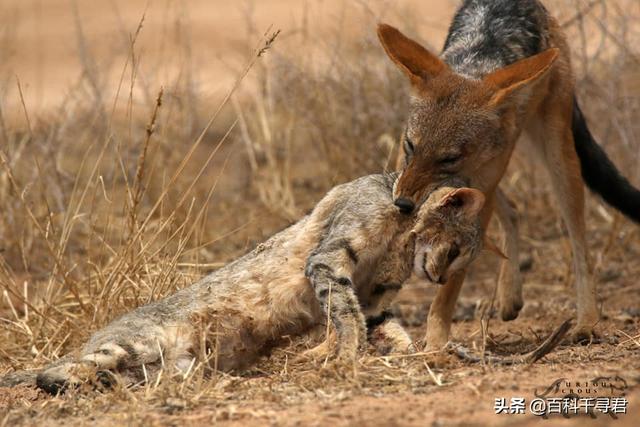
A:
[377, 0, 640, 348]
[0, 174, 486, 394]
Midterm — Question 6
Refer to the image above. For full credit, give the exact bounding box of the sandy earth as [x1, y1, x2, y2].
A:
[2, 268, 639, 426]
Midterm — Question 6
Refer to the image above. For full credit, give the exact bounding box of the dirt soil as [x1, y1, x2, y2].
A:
[2, 258, 640, 426]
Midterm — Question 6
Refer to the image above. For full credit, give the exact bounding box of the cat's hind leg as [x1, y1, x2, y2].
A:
[36, 331, 173, 394]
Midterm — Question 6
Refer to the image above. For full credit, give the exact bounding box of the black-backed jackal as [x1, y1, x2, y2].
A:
[377, 0, 640, 349]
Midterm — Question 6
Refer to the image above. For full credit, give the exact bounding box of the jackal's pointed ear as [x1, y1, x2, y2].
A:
[438, 187, 485, 219]
[377, 23, 448, 84]
[484, 48, 560, 107]
[483, 237, 508, 259]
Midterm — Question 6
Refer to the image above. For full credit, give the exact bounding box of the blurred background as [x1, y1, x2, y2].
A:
[3, 1, 457, 111]
[0, 0, 461, 305]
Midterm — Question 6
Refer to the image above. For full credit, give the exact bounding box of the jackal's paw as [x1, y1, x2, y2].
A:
[415, 340, 456, 368]
[422, 335, 449, 353]
[421, 349, 457, 369]
[499, 299, 524, 322]
[570, 325, 600, 345]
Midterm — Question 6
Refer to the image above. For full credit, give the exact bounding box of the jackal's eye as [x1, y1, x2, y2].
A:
[438, 153, 462, 166]
[447, 243, 460, 264]
[403, 137, 415, 156]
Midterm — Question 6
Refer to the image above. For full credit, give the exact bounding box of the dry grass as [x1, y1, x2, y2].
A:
[0, 1, 639, 426]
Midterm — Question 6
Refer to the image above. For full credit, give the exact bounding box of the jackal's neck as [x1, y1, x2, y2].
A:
[441, 0, 550, 79]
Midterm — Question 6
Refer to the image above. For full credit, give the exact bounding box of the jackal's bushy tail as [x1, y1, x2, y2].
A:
[572, 97, 640, 222]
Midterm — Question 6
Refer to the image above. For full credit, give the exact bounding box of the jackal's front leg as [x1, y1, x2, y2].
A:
[495, 188, 524, 321]
[305, 247, 366, 361]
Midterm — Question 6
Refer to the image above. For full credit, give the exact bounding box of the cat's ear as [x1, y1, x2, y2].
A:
[483, 236, 508, 259]
[438, 187, 485, 219]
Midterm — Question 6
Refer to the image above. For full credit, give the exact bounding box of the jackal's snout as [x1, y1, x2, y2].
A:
[394, 198, 415, 214]
[393, 171, 435, 215]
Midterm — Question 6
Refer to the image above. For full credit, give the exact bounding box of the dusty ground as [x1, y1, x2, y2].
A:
[0, 0, 639, 426]
[2, 235, 639, 426]
[2, 288, 640, 426]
